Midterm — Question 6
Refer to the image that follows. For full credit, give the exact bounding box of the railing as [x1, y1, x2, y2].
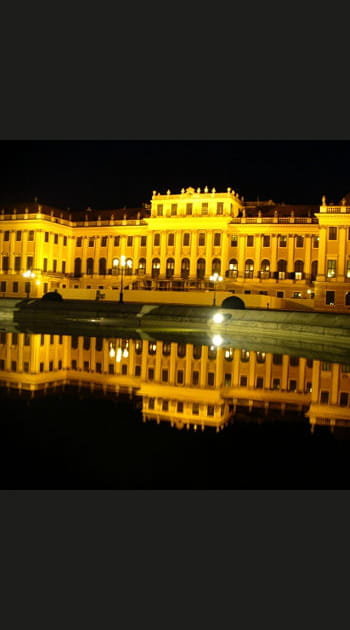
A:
[230, 217, 318, 224]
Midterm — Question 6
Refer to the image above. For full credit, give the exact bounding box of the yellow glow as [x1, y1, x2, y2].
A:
[213, 312, 224, 324]
[212, 334, 223, 346]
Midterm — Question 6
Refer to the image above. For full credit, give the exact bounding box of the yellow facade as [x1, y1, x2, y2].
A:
[1, 188, 350, 312]
[1, 331, 350, 431]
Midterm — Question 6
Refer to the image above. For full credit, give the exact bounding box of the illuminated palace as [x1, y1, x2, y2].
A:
[1, 331, 350, 431]
[1, 186, 350, 311]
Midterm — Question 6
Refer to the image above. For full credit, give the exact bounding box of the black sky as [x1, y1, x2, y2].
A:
[0, 140, 349, 211]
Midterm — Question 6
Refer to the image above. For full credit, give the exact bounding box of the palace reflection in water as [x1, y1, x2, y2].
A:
[1, 330, 350, 433]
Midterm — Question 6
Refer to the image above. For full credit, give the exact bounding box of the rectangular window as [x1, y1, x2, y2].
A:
[162, 369, 169, 382]
[114, 236, 120, 247]
[44, 232, 49, 242]
[28, 230, 34, 241]
[207, 405, 215, 416]
[247, 235, 254, 247]
[53, 260, 57, 272]
[177, 401, 183, 413]
[347, 260, 350, 278]
[313, 236, 319, 248]
[2, 257, 9, 272]
[240, 375, 248, 387]
[62, 261, 66, 273]
[279, 235, 287, 247]
[13, 282, 18, 293]
[198, 233, 205, 246]
[108, 364, 115, 375]
[201, 203, 208, 215]
[83, 361, 89, 371]
[256, 377, 264, 389]
[272, 378, 280, 390]
[213, 233, 221, 247]
[127, 236, 133, 247]
[0, 359, 5, 370]
[207, 372, 215, 386]
[40, 362, 45, 372]
[326, 291, 335, 305]
[183, 233, 190, 247]
[162, 400, 169, 411]
[224, 373, 232, 387]
[140, 236, 147, 247]
[320, 391, 329, 404]
[296, 235, 304, 248]
[327, 260, 336, 278]
[58, 360, 62, 370]
[54, 234, 58, 244]
[4, 231, 9, 241]
[26, 256, 33, 269]
[0, 281, 6, 292]
[217, 202, 224, 215]
[101, 236, 107, 247]
[273, 354, 283, 365]
[12, 333, 18, 345]
[290, 356, 299, 367]
[14, 256, 21, 271]
[88, 239, 94, 247]
[43, 258, 48, 272]
[192, 370, 199, 385]
[329, 227, 337, 240]
[186, 203, 192, 215]
[171, 204, 177, 216]
[11, 361, 17, 372]
[321, 362, 331, 371]
[289, 379, 297, 392]
[177, 369, 184, 384]
[276, 291, 284, 298]
[63, 236, 67, 246]
[134, 365, 141, 377]
[121, 364, 127, 375]
[16, 231, 22, 241]
[168, 233, 175, 246]
[95, 362, 102, 374]
[157, 204, 163, 216]
[262, 235, 270, 247]
[148, 398, 155, 410]
[231, 235, 238, 247]
[340, 392, 349, 407]
[154, 234, 160, 247]
[148, 368, 154, 380]
[192, 403, 199, 415]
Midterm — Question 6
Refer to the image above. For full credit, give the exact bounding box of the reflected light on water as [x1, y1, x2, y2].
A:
[212, 334, 223, 346]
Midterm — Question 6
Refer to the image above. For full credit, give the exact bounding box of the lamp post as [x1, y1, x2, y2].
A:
[113, 256, 132, 304]
[22, 269, 36, 299]
[209, 272, 223, 306]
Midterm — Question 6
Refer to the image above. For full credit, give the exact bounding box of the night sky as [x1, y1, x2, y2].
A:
[0, 140, 349, 211]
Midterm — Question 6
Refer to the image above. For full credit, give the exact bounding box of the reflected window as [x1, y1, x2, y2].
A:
[135, 365, 141, 377]
[208, 372, 215, 386]
[162, 400, 169, 411]
[207, 405, 214, 416]
[177, 343, 186, 358]
[273, 354, 282, 365]
[148, 368, 154, 380]
[192, 403, 199, 415]
[240, 375, 248, 387]
[240, 349, 250, 362]
[192, 371, 199, 385]
[162, 369, 169, 382]
[256, 377, 264, 389]
[177, 401, 183, 413]
[148, 342, 157, 355]
[289, 379, 297, 392]
[256, 352, 266, 363]
[208, 345, 217, 360]
[135, 340, 143, 354]
[224, 348, 234, 361]
[83, 337, 91, 350]
[177, 370, 184, 384]
[340, 393, 349, 407]
[320, 391, 329, 404]
[272, 378, 280, 390]
[193, 345, 202, 360]
[148, 398, 155, 410]
[224, 373, 232, 387]
[290, 356, 299, 367]
[162, 342, 171, 356]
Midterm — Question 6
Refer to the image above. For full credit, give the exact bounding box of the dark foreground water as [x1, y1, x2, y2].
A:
[1, 388, 350, 489]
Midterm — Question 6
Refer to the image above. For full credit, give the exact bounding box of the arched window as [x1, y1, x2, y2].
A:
[74, 258, 82, 277]
[86, 258, 94, 275]
[227, 258, 238, 278]
[212, 258, 221, 274]
[138, 258, 146, 275]
[125, 258, 133, 275]
[193, 345, 202, 359]
[196, 258, 206, 279]
[177, 343, 186, 358]
[245, 259, 254, 278]
[166, 258, 175, 278]
[294, 260, 304, 280]
[260, 259, 270, 278]
[99, 258, 107, 275]
[345, 292, 350, 306]
[181, 258, 190, 279]
[152, 258, 160, 278]
[277, 259, 287, 279]
[311, 260, 318, 281]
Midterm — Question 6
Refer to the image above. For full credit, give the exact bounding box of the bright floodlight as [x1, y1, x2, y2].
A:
[212, 312, 224, 324]
[212, 334, 223, 346]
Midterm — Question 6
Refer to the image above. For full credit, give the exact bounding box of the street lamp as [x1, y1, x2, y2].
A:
[22, 269, 35, 298]
[209, 272, 223, 306]
[113, 255, 132, 304]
